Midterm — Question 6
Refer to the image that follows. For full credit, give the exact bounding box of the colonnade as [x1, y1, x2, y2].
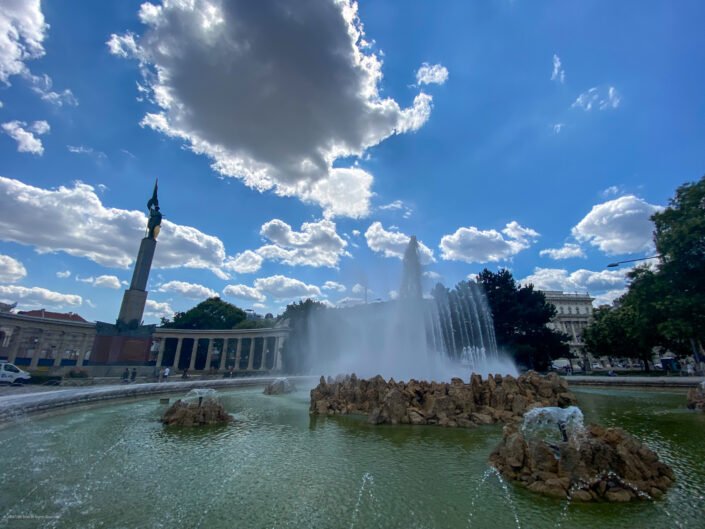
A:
[152, 329, 287, 373]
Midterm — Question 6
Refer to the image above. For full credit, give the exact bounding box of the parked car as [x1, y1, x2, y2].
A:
[591, 362, 603, 370]
[0, 362, 31, 384]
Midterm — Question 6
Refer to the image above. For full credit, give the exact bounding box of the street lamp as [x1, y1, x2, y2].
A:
[606, 255, 661, 268]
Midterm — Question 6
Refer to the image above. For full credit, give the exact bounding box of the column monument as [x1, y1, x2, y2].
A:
[91, 180, 163, 363]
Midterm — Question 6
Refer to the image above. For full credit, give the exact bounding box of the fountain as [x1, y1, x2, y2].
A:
[490, 406, 675, 501]
[160, 388, 233, 426]
[309, 236, 516, 381]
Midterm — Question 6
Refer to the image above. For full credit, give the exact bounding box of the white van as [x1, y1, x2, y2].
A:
[0, 362, 31, 384]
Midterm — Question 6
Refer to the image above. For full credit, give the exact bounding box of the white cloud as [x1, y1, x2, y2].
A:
[1, 120, 48, 154]
[519, 267, 627, 293]
[572, 195, 662, 255]
[67, 145, 106, 159]
[255, 218, 348, 268]
[439, 221, 539, 263]
[0, 254, 26, 282]
[423, 271, 442, 281]
[552, 123, 564, 134]
[144, 299, 173, 319]
[351, 229, 361, 237]
[0, 285, 81, 309]
[379, 199, 412, 218]
[364, 222, 435, 264]
[92, 275, 121, 289]
[550, 54, 565, 83]
[592, 289, 627, 307]
[254, 275, 321, 300]
[223, 250, 263, 274]
[416, 63, 449, 85]
[351, 283, 367, 295]
[223, 284, 266, 303]
[337, 296, 364, 307]
[322, 281, 346, 292]
[0, 177, 229, 275]
[158, 280, 217, 300]
[108, 0, 436, 218]
[572, 86, 621, 111]
[601, 185, 623, 197]
[539, 243, 586, 260]
[56, 270, 71, 279]
[0, 0, 46, 84]
[24, 72, 78, 106]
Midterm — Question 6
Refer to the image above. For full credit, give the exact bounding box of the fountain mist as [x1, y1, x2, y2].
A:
[308, 237, 516, 381]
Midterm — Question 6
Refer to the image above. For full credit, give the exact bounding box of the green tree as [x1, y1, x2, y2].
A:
[475, 269, 570, 370]
[651, 176, 705, 353]
[160, 297, 247, 330]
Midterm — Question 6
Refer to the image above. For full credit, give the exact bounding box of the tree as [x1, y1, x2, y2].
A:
[475, 269, 570, 370]
[160, 297, 247, 330]
[651, 176, 705, 353]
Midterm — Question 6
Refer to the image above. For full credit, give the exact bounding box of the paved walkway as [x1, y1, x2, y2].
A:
[0, 376, 316, 423]
[567, 375, 704, 388]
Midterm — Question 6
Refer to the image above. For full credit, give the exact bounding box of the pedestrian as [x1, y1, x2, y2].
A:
[182, 368, 189, 379]
[163, 366, 170, 382]
[122, 368, 130, 383]
[130, 368, 137, 383]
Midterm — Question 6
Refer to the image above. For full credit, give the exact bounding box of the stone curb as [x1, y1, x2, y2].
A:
[566, 376, 705, 389]
[0, 376, 317, 423]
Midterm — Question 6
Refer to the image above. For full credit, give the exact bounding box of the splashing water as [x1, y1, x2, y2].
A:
[522, 406, 585, 447]
[309, 237, 517, 381]
[349, 472, 375, 529]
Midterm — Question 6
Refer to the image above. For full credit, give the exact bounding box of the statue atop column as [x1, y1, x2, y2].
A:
[146, 179, 162, 239]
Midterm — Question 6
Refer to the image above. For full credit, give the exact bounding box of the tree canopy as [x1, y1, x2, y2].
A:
[583, 176, 705, 368]
[475, 269, 570, 370]
[160, 297, 247, 330]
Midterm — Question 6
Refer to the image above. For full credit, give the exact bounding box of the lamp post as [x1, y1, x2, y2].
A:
[606, 255, 661, 268]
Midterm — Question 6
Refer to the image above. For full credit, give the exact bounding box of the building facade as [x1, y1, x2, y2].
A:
[541, 291, 594, 365]
[0, 310, 96, 369]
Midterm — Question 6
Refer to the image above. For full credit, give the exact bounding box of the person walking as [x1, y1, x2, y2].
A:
[122, 368, 130, 383]
[163, 366, 170, 382]
[130, 368, 137, 383]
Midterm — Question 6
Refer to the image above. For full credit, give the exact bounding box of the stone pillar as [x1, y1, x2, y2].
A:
[30, 330, 47, 369]
[234, 339, 242, 371]
[188, 339, 198, 371]
[173, 338, 183, 368]
[219, 339, 228, 371]
[76, 333, 92, 367]
[155, 338, 166, 368]
[53, 331, 66, 367]
[260, 341, 268, 371]
[273, 336, 282, 371]
[247, 337, 256, 371]
[204, 338, 214, 371]
[8, 326, 23, 363]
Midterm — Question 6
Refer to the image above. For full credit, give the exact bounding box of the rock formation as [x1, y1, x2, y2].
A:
[490, 420, 675, 502]
[264, 377, 296, 395]
[161, 389, 232, 426]
[686, 382, 705, 411]
[309, 371, 576, 427]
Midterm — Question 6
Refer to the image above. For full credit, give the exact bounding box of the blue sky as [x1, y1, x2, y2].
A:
[0, 0, 703, 323]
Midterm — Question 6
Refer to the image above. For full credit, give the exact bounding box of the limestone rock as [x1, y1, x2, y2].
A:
[264, 377, 296, 395]
[309, 371, 576, 428]
[490, 421, 675, 502]
[161, 397, 232, 427]
[686, 383, 705, 411]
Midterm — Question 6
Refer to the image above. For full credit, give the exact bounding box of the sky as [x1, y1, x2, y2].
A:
[0, 0, 703, 324]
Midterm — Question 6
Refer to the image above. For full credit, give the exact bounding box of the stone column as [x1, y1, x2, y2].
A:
[260, 340, 268, 371]
[188, 339, 198, 371]
[234, 339, 242, 371]
[30, 329, 47, 369]
[76, 333, 92, 367]
[204, 338, 214, 371]
[247, 337, 256, 371]
[173, 338, 183, 368]
[273, 336, 282, 371]
[8, 326, 23, 363]
[219, 339, 228, 371]
[53, 331, 66, 367]
[155, 338, 166, 368]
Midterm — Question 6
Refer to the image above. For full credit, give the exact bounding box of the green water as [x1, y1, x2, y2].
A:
[0, 387, 702, 528]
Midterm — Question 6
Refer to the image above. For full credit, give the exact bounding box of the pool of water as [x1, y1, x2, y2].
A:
[0, 386, 703, 528]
